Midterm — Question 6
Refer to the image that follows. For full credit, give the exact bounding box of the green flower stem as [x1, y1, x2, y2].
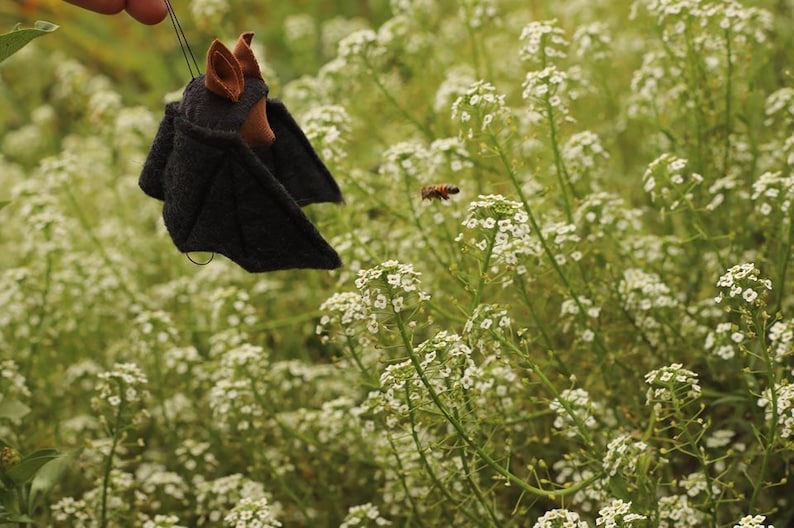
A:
[365, 59, 434, 140]
[471, 227, 497, 310]
[667, 391, 717, 528]
[62, 184, 139, 305]
[494, 332, 596, 449]
[721, 27, 734, 176]
[345, 334, 379, 388]
[386, 434, 430, 528]
[390, 299, 597, 497]
[773, 207, 794, 316]
[99, 384, 125, 528]
[543, 93, 574, 222]
[749, 312, 779, 511]
[404, 385, 486, 527]
[489, 133, 618, 370]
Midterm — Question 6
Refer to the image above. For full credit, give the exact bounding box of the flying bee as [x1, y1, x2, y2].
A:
[421, 184, 460, 201]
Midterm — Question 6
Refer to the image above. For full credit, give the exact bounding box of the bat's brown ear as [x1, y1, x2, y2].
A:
[233, 32, 264, 80]
[205, 39, 244, 102]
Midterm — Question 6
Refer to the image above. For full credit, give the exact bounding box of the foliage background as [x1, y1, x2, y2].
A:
[1, 0, 794, 527]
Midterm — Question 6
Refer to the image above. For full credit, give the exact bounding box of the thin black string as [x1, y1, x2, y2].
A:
[164, 0, 200, 79]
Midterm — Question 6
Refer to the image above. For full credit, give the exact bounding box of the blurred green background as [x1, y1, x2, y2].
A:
[0, 0, 390, 125]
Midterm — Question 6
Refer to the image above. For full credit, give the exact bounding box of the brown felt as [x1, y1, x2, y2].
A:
[240, 98, 275, 147]
[233, 32, 264, 80]
[205, 41, 243, 102]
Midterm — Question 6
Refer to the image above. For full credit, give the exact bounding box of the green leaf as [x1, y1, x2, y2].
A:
[27, 450, 79, 514]
[3, 449, 60, 486]
[0, 400, 30, 422]
[0, 201, 9, 211]
[0, 21, 59, 64]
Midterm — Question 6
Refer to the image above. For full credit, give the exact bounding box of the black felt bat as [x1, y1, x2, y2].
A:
[139, 32, 343, 272]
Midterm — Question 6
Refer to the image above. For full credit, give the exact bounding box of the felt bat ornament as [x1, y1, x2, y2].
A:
[139, 32, 343, 272]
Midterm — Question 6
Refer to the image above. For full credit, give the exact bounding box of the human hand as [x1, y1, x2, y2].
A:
[64, 0, 168, 25]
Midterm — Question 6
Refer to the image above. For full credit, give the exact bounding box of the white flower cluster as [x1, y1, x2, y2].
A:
[531, 508, 588, 528]
[595, 499, 647, 527]
[208, 344, 270, 433]
[378, 141, 430, 180]
[434, 65, 476, 113]
[355, 260, 430, 315]
[339, 502, 392, 527]
[574, 192, 642, 242]
[451, 81, 509, 141]
[552, 455, 609, 512]
[89, 363, 150, 435]
[457, 194, 538, 280]
[463, 304, 512, 341]
[195, 474, 277, 526]
[618, 268, 680, 346]
[642, 0, 772, 47]
[427, 137, 474, 175]
[704, 321, 744, 360]
[732, 514, 775, 528]
[457, 0, 499, 29]
[142, 515, 186, 528]
[751, 170, 794, 217]
[715, 262, 772, 308]
[190, 0, 228, 30]
[764, 87, 794, 127]
[559, 295, 600, 343]
[541, 220, 582, 266]
[657, 494, 704, 528]
[758, 382, 794, 441]
[299, 104, 352, 165]
[572, 22, 612, 62]
[337, 29, 385, 66]
[376, 331, 477, 427]
[519, 20, 569, 65]
[224, 497, 282, 528]
[93, 362, 149, 410]
[0, 359, 31, 404]
[602, 433, 649, 478]
[521, 66, 572, 117]
[644, 363, 702, 416]
[768, 319, 794, 362]
[550, 388, 603, 439]
[317, 291, 370, 340]
[562, 131, 610, 184]
[678, 471, 719, 499]
[642, 153, 703, 212]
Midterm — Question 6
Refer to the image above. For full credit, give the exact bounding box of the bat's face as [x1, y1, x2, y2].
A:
[180, 31, 275, 149]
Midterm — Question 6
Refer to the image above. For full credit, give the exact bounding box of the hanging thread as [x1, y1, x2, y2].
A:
[164, 0, 200, 79]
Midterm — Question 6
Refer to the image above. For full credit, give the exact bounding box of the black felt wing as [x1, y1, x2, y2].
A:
[147, 114, 341, 272]
[139, 102, 179, 201]
[260, 99, 343, 206]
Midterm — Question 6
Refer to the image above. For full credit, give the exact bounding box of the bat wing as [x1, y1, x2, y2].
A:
[139, 102, 180, 201]
[160, 115, 341, 272]
[262, 99, 343, 206]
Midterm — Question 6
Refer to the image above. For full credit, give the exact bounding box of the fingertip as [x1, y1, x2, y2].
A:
[126, 0, 169, 25]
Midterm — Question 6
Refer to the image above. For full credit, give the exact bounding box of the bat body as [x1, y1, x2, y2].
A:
[421, 184, 460, 201]
[139, 32, 343, 272]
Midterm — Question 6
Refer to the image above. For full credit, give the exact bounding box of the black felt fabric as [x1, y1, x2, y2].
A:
[139, 77, 343, 273]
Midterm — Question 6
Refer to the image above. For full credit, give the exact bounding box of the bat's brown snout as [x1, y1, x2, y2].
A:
[240, 98, 275, 148]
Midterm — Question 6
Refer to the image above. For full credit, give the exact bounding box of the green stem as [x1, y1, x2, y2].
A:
[99, 391, 124, 528]
[391, 303, 597, 496]
[749, 313, 778, 511]
[404, 385, 486, 526]
[544, 94, 574, 222]
[365, 59, 434, 140]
